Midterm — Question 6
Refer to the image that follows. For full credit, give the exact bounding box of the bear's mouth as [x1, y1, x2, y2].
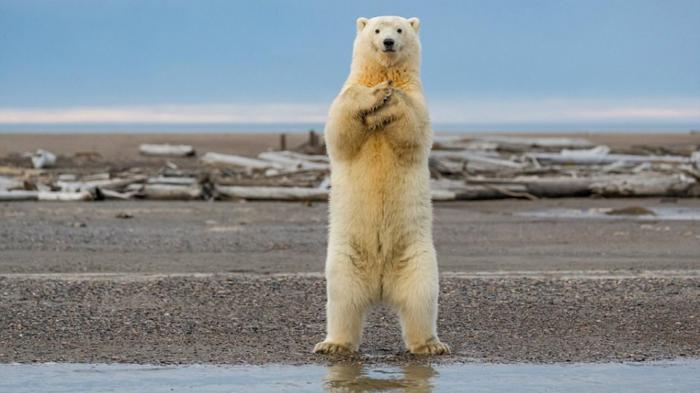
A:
[382, 48, 397, 53]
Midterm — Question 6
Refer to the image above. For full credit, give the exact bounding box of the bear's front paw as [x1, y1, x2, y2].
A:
[313, 341, 355, 355]
[364, 110, 401, 131]
[408, 338, 451, 355]
[372, 80, 393, 101]
[359, 81, 393, 117]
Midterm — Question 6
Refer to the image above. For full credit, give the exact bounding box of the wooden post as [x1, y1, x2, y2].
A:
[279, 133, 287, 151]
[309, 130, 318, 148]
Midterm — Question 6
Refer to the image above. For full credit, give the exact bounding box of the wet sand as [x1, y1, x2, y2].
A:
[1, 199, 699, 274]
[1, 198, 699, 364]
[2, 131, 698, 276]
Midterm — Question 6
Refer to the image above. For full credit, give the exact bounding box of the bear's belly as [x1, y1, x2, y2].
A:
[329, 135, 431, 266]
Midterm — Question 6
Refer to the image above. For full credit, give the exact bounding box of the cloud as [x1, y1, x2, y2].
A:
[429, 97, 700, 124]
[0, 104, 329, 124]
[0, 98, 698, 125]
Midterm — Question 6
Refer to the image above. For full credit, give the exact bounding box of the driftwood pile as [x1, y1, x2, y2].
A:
[429, 136, 700, 200]
[1, 134, 699, 202]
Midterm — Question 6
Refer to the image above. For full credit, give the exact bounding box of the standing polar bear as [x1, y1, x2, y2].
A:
[314, 16, 449, 355]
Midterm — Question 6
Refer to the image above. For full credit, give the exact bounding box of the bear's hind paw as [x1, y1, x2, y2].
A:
[313, 341, 355, 355]
[409, 339, 451, 355]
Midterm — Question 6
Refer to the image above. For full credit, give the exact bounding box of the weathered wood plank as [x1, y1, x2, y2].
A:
[139, 144, 195, 157]
[201, 152, 281, 170]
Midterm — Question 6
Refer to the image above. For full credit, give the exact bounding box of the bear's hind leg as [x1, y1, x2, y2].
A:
[313, 267, 371, 354]
[385, 254, 450, 355]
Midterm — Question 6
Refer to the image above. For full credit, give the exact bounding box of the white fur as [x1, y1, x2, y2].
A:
[314, 16, 449, 355]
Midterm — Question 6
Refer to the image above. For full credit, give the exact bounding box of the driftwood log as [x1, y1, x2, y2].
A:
[529, 150, 693, 165]
[433, 136, 594, 152]
[478, 136, 594, 151]
[146, 176, 198, 186]
[0, 190, 39, 201]
[432, 178, 535, 200]
[139, 144, 195, 157]
[590, 174, 696, 197]
[82, 172, 110, 181]
[429, 157, 464, 176]
[430, 189, 457, 201]
[432, 136, 499, 151]
[37, 190, 94, 201]
[465, 173, 697, 198]
[127, 184, 203, 200]
[0, 176, 24, 191]
[100, 189, 138, 200]
[276, 151, 329, 164]
[257, 151, 330, 171]
[57, 175, 148, 192]
[201, 152, 282, 170]
[430, 151, 526, 170]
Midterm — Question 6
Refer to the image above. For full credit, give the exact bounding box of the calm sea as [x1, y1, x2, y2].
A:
[0, 122, 697, 134]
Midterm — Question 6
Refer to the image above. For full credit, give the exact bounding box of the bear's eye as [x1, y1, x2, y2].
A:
[397, 28, 402, 34]
[374, 29, 380, 34]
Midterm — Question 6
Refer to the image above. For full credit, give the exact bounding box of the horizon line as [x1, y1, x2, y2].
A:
[0, 97, 699, 125]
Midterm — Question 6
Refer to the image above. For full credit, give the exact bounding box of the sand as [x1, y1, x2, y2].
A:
[0, 199, 699, 364]
[1, 199, 699, 274]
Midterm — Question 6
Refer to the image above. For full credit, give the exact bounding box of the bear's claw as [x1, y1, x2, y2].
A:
[313, 341, 354, 354]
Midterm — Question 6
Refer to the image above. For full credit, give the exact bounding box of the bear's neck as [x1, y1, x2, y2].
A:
[347, 58, 421, 91]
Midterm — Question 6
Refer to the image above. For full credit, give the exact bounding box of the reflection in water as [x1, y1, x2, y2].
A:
[2, 360, 699, 392]
[324, 363, 437, 392]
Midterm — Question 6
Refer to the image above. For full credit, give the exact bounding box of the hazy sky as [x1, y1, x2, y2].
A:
[0, 0, 699, 128]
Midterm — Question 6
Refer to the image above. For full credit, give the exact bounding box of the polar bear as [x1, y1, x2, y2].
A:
[313, 16, 449, 355]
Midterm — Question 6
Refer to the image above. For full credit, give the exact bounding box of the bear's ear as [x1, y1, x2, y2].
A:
[408, 17, 420, 32]
[356, 17, 368, 32]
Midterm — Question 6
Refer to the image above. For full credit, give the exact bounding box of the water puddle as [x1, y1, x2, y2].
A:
[518, 206, 700, 221]
[1, 360, 699, 392]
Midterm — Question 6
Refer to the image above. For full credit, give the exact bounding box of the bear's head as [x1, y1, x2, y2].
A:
[353, 16, 421, 68]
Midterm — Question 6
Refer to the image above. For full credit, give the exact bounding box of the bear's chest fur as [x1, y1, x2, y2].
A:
[353, 66, 418, 91]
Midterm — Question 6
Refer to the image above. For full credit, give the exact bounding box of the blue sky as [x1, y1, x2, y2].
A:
[0, 0, 699, 130]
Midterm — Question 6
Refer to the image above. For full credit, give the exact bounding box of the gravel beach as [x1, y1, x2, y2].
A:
[1, 198, 699, 364]
[1, 274, 698, 364]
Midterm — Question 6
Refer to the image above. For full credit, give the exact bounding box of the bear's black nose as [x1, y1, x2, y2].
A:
[383, 38, 395, 48]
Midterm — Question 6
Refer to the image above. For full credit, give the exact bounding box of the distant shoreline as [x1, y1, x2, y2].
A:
[0, 122, 697, 134]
